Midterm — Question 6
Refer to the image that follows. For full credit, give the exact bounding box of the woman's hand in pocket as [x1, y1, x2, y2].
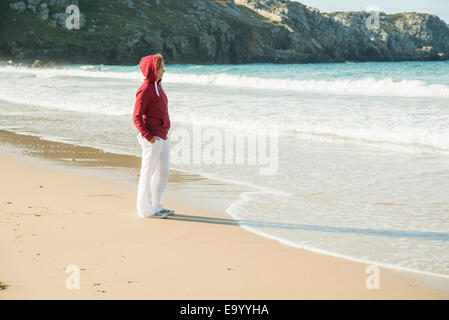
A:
[149, 136, 161, 144]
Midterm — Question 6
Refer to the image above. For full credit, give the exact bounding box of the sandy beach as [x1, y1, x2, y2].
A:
[1, 132, 449, 300]
[2, 0, 449, 302]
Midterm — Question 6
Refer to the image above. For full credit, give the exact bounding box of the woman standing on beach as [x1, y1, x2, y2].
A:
[133, 53, 174, 219]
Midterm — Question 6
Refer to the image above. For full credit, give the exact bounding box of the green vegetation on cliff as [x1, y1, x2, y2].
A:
[1, 0, 448, 65]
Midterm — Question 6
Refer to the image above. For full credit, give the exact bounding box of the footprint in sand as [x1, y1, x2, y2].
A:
[0, 281, 7, 290]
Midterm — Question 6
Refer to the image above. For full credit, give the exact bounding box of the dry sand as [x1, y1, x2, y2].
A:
[1, 139, 449, 299]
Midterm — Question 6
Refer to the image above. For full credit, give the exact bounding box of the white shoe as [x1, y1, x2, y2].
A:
[160, 209, 174, 216]
[150, 211, 169, 219]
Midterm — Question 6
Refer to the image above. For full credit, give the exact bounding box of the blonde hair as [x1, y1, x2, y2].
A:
[155, 53, 164, 70]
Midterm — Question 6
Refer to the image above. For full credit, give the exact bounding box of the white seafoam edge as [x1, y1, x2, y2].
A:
[226, 192, 449, 281]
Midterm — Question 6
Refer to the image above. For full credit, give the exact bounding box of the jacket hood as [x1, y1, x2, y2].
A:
[139, 54, 161, 83]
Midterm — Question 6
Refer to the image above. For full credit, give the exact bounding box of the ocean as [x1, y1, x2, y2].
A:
[0, 61, 448, 278]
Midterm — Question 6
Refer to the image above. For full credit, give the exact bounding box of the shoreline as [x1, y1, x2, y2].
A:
[1, 130, 449, 299]
[2, 127, 449, 280]
[3, 127, 449, 281]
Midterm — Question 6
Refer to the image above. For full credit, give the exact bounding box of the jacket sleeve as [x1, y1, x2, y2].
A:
[133, 87, 153, 141]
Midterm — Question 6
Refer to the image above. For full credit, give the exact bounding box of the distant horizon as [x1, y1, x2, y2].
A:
[297, 0, 449, 24]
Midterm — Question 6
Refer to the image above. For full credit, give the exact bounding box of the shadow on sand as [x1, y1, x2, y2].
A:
[168, 214, 449, 242]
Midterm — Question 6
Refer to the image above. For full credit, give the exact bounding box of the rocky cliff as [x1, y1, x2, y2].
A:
[1, 0, 448, 65]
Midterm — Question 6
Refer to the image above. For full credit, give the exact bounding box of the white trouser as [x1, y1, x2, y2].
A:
[136, 134, 169, 217]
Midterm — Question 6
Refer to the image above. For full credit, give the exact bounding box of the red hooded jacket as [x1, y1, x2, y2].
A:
[133, 55, 170, 141]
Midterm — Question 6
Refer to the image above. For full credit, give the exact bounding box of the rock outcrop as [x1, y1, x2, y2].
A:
[1, 0, 448, 65]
